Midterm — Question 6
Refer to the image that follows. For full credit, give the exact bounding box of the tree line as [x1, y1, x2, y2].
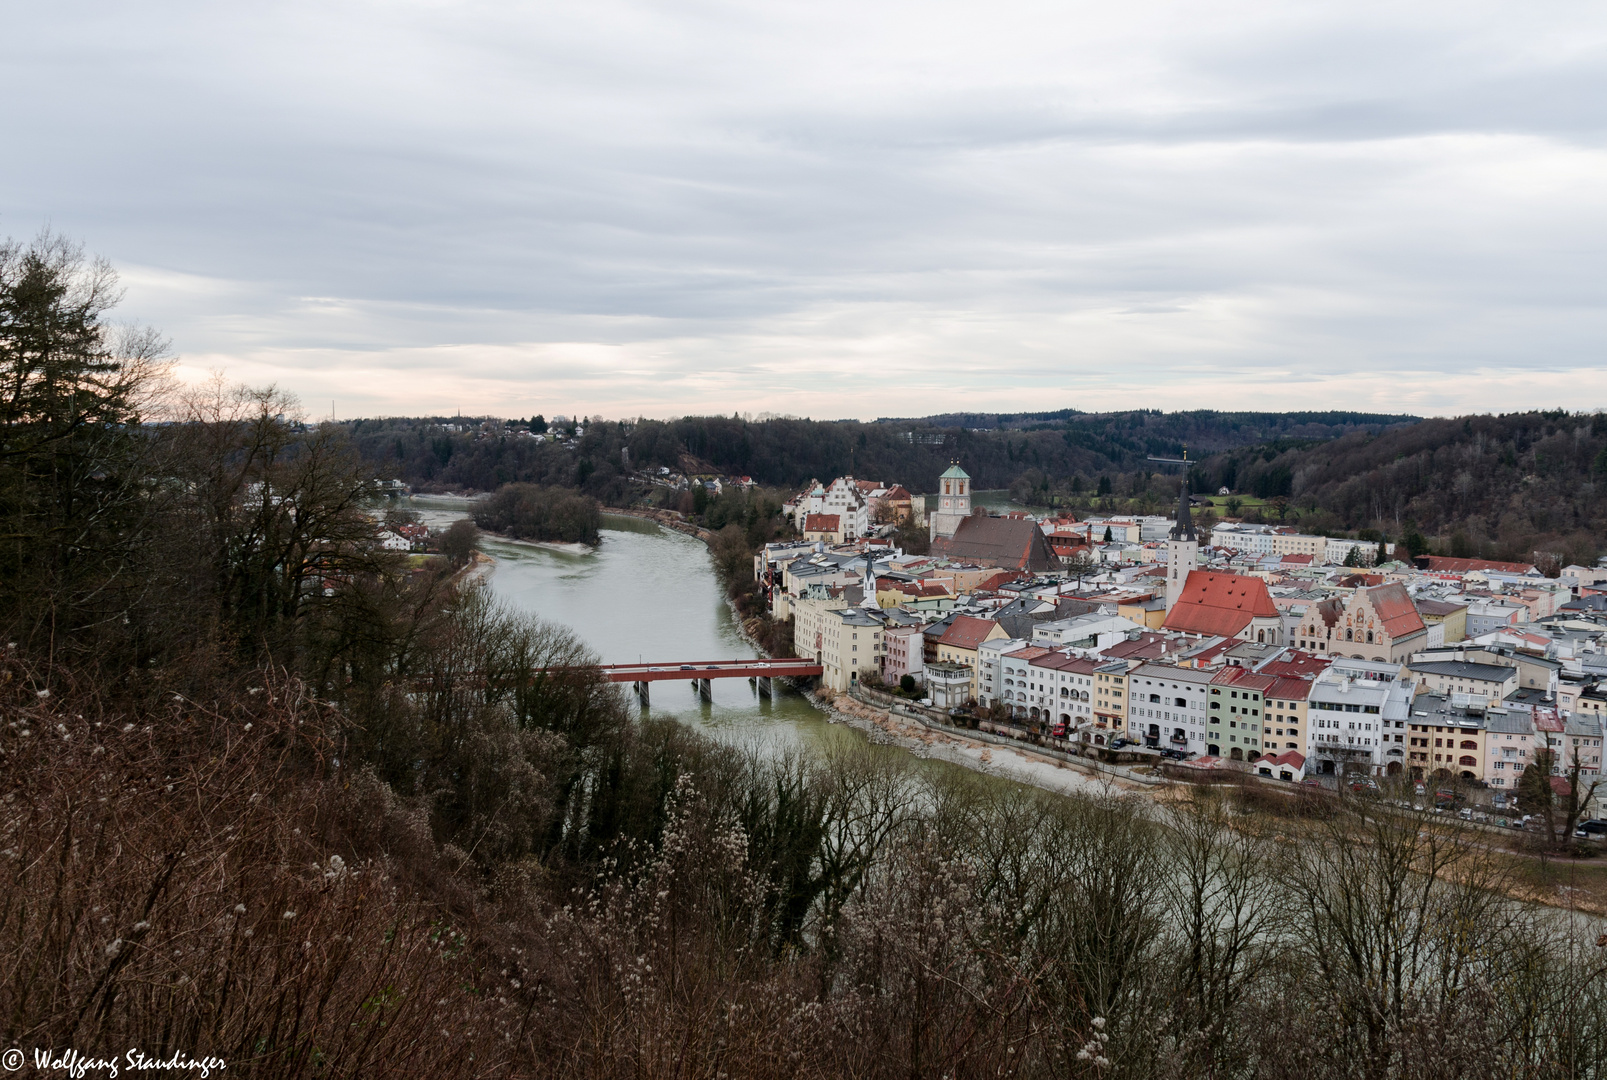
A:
[343, 410, 1412, 501]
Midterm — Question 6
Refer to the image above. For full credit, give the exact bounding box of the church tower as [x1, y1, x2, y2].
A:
[1165, 472, 1198, 612]
[929, 462, 971, 542]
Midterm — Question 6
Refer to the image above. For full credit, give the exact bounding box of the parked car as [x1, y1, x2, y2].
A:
[1577, 820, 1607, 838]
[1158, 748, 1188, 760]
[1111, 737, 1132, 748]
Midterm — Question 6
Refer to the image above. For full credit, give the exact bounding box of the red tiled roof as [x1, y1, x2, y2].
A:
[1280, 553, 1315, 564]
[1256, 750, 1307, 770]
[1334, 573, 1385, 589]
[1264, 676, 1315, 703]
[938, 615, 1001, 651]
[1258, 651, 1334, 678]
[1366, 582, 1427, 640]
[1211, 667, 1277, 692]
[1032, 652, 1097, 674]
[1163, 572, 1279, 638]
[804, 514, 840, 533]
[1300, 597, 1343, 631]
[1417, 556, 1538, 575]
[883, 484, 912, 500]
[977, 570, 1028, 592]
[1103, 633, 1173, 660]
[1011, 646, 1054, 662]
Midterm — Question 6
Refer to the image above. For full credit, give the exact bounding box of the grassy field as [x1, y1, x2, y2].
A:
[1197, 495, 1270, 509]
[1499, 847, 1607, 914]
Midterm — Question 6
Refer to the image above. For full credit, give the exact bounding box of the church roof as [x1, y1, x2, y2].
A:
[930, 515, 1061, 573]
[1163, 572, 1279, 638]
[940, 463, 970, 479]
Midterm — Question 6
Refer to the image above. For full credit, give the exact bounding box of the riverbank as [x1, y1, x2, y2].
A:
[481, 531, 596, 555]
[603, 505, 715, 543]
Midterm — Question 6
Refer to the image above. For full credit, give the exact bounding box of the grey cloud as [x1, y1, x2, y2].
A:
[3, 0, 1607, 416]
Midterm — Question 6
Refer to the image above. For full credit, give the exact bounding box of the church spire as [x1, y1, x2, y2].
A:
[1170, 448, 1196, 541]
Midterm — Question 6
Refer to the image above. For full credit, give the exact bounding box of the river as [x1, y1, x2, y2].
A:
[408, 497, 846, 755]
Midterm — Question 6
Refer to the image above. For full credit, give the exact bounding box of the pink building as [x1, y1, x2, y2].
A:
[882, 624, 926, 686]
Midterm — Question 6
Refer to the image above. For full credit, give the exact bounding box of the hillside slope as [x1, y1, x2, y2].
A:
[1191, 411, 1607, 566]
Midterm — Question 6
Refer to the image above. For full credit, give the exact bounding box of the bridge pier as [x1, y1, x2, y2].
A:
[633, 681, 650, 708]
[756, 675, 773, 699]
[696, 678, 712, 702]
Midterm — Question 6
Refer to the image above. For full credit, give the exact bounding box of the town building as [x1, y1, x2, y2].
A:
[1463, 597, 1529, 638]
[977, 637, 1032, 708]
[1164, 572, 1284, 645]
[1308, 669, 1412, 777]
[1125, 663, 1213, 755]
[998, 645, 1056, 723]
[882, 622, 927, 687]
[1262, 677, 1315, 756]
[1405, 693, 1489, 783]
[1292, 582, 1426, 662]
[934, 614, 1009, 702]
[1405, 660, 1519, 705]
[811, 607, 884, 692]
[1207, 667, 1276, 761]
[1415, 599, 1468, 646]
[1483, 709, 1536, 792]
[803, 514, 843, 544]
[1091, 660, 1131, 745]
[1032, 652, 1100, 734]
[925, 661, 973, 709]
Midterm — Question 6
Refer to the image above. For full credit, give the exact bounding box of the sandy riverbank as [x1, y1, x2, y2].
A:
[803, 685, 1149, 800]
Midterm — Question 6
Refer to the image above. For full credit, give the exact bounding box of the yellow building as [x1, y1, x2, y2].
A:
[1404, 694, 1488, 782]
[1116, 596, 1167, 630]
[934, 615, 1009, 702]
[1269, 532, 1327, 558]
[1416, 599, 1468, 644]
[1092, 660, 1131, 744]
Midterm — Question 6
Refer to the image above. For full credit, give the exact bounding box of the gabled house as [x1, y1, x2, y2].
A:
[1163, 572, 1284, 646]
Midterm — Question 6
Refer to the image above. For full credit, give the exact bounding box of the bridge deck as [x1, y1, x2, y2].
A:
[599, 659, 822, 683]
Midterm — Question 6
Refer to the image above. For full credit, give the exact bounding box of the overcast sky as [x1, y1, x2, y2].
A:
[4, 0, 1606, 421]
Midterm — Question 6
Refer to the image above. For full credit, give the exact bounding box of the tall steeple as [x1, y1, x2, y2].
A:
[1171, 469, 1195, 541]
[929, 461, 972, 543]
[1164, 449, 1198, 612]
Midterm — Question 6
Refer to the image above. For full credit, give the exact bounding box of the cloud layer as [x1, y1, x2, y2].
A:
[4, 0, 1606, 418]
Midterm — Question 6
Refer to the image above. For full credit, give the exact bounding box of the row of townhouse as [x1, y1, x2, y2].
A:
[1209, 523, 1387, 565]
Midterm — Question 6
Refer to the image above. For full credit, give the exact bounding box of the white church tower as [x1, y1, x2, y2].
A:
[1165, 473, 1198, 612]
[929, 462, 971, 542]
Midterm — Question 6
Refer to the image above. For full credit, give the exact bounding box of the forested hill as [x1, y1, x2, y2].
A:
[879, 408, 1415, 442]
[345, 409, 1414, 501]
[1184, 411, 1607, 568]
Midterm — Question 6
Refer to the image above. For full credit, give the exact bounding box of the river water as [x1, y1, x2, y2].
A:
[409, 497, 843, 755]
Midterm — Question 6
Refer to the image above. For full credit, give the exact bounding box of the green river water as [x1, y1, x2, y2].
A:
[409, 497, 846, 755]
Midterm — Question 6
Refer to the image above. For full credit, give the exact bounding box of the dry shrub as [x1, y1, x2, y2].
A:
[0, 661, 525, 1079]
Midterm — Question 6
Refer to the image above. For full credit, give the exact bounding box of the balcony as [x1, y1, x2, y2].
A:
[1170, 733, 1188, 744]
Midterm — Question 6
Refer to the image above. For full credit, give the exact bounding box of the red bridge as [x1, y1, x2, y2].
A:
[597, 659, 823, 705]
